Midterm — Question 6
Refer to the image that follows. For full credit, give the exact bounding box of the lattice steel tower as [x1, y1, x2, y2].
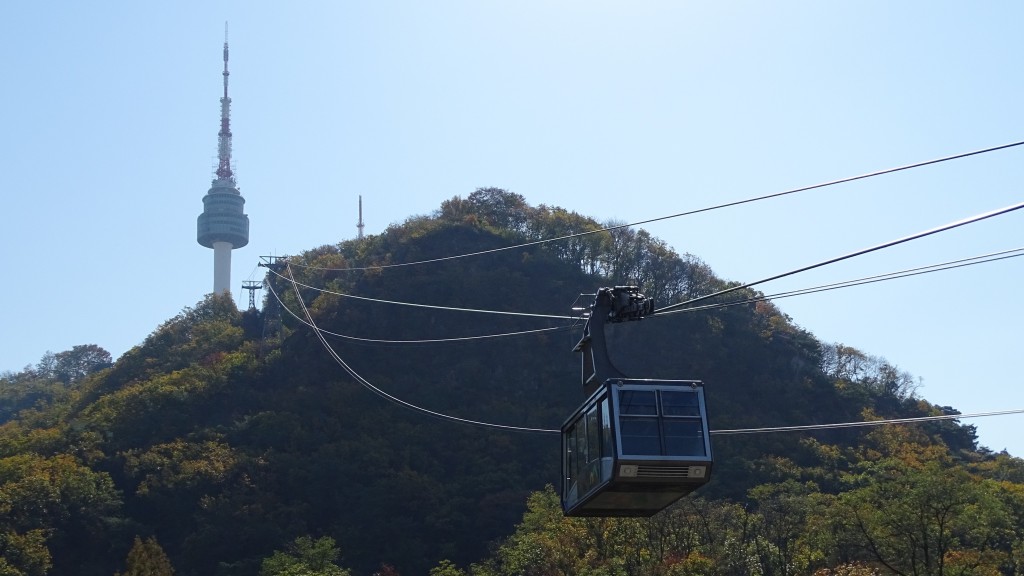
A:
[197, 24, 249, 295]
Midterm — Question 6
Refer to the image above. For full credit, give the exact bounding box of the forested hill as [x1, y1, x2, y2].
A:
[2, 188, 1022, 576]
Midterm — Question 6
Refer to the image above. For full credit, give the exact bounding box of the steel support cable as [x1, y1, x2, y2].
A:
[266, 266, 573, 321]
[284, 264, 562, 434]
[711, 409, 1024, 435]
[269, 243, 1024, 333]
[269, 237, 1024, 329]
[266, 279, 569, 344]
[657, 247, 1024, 316]
[655, 200, 1024, 315]
[284, 265, 1024, 437]
[288, 140, 1024, 273]
[268, 246, 1023, 345]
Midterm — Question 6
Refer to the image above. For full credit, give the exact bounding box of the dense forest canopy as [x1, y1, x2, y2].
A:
[1, 188, 1021, 576]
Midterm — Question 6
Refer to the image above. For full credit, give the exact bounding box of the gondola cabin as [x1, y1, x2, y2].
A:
[561, 378, 712, 517]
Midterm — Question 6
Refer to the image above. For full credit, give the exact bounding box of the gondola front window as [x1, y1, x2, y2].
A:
[618, 390, 661, 454]
[664, 419, 706, 456]
[617, 386, 707, 458]
[620, 390, 658, 415]
[661, 390, 702, 417]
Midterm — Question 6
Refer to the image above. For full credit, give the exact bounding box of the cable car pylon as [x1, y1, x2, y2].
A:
[562, 286, 713, 517]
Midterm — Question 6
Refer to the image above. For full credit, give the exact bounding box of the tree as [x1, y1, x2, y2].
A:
[260, 536, 351, 576]
[39, 344, 112, 385]
[115, 536, 174, 576]
[477, 486, 595, 576]
[0, 369, 64, 424]
[819, 344, 919, 403]
[429, 559, 466, 576]
[0, 453, 122, 575]
[465, 187, 531, 234]
[0, 528, 51, 576]
[748, 481, 832, 576]
[813, 564, 880, 576]
[836, 460, 1012, 576]
[529, 206, 605, 274]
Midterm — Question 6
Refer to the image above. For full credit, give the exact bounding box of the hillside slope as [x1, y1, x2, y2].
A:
[0, 189, 1014, 576]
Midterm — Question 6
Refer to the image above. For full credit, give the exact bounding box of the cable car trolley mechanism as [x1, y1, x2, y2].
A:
[562, 287, 713, 517]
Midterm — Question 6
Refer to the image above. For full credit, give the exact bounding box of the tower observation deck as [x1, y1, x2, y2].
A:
[197, 24, 249, 295]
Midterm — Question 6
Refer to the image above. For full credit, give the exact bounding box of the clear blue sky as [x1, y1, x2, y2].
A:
[2, 2, 1022, 454]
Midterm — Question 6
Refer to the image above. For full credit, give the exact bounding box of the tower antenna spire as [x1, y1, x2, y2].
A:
[216, 21, 233, 182]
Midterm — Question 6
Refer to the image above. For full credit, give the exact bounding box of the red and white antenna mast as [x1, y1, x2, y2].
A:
[216, 21, 234, 183]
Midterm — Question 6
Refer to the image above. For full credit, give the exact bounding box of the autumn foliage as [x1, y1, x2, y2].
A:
[1, 189, 1022, 575]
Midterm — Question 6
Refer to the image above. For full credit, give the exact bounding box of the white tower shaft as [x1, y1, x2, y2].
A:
[213, 241, 233, 294]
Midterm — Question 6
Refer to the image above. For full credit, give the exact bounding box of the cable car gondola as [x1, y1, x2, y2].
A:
[562, 287, 713, 517]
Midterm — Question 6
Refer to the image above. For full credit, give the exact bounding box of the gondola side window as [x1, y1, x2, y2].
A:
[573, 419, 586, 494]
[564, 426, 576, 500]
[565, 399, 614, 502]
[577, 404, 603, 495]
[601, 398, 613, 458]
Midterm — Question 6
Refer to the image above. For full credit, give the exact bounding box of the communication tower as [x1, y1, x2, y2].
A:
[242, 280, 262, 310]
[197, 23, 249, 295]
[258, 256, 289, 354]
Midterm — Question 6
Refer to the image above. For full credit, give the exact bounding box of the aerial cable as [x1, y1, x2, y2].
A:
[756, 247, 1024, 301]
[284, 264, 562, 434]
[269, 246, 1022, 344]
[659, 247, 1024, 316]
[288, 140, 1024, 273]
[266, 279, 569, 344]
[271, 246, 1021, 341]
[282, 264, 1024, 434]
[268, 241, 1023, 324]
[284, 264, 1024, 438]
[267, 266, 573, 321]
[655, 200, 1024, 314]
[711, 408, 1024, 435]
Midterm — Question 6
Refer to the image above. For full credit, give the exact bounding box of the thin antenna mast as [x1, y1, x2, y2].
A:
[216, 21, 234, 182]
[357, 195, 365, 239]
